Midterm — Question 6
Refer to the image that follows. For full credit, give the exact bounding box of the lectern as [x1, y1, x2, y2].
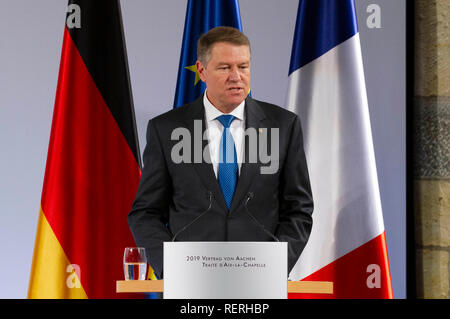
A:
[116, 242, 333, 298]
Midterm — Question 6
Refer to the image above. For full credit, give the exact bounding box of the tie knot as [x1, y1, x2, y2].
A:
[216, 114, 235, 128]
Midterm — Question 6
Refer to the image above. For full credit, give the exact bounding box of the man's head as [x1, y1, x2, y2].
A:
[196, 26, 251, 113]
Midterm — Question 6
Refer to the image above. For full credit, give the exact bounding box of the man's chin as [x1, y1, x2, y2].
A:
[226, 97, 245, 107]
[227, 92, 247, 103]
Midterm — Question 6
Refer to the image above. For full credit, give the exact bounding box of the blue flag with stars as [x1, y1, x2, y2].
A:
[173, 0, 243, 108]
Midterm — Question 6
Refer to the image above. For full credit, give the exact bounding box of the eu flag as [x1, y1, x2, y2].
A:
[173, 0, 243, 108]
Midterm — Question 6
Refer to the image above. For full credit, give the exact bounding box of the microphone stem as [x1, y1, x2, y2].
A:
[172, 192, 213, 242]
[245, 194, 279, 242]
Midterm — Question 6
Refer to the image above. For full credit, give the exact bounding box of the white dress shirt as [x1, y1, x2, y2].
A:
[203, 92, 245, 178]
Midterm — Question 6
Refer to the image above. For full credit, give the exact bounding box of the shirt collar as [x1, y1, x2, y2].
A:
[203, 90, 245, 122]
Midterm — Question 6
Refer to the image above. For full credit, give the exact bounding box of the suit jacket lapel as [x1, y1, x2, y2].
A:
[229, 97, 268, 212]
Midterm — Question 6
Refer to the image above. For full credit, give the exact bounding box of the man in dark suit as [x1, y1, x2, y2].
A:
[128, 27, 313, 279]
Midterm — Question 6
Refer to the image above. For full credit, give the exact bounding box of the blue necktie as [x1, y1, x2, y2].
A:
[217, 115, 238, 210]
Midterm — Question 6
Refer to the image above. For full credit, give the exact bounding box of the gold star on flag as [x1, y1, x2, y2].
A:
[185, 64, 201, 86]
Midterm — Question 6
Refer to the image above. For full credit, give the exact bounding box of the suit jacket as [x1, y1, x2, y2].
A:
[128, 95, 313, 279]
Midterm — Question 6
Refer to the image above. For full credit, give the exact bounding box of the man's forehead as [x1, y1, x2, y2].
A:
[209, 43, 251, 60]
[210, 42, 250, 53]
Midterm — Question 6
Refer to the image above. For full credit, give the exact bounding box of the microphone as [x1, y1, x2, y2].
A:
[244, 192, 279, 242]
[172, 191, 213, 242]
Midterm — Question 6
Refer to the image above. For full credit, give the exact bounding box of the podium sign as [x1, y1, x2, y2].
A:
[163, 242, 287, 299]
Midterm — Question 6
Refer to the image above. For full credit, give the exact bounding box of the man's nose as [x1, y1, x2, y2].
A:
[228, 67, 241, 81]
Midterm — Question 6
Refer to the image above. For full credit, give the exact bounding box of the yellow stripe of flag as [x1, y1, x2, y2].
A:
[28, 207, 88, 299]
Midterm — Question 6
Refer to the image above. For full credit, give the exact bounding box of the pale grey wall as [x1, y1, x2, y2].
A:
[0, 0, 406, 298]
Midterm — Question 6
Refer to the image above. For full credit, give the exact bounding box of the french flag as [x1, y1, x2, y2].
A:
[286, 0, 393, 298]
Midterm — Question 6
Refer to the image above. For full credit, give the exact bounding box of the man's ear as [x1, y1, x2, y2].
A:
[196, 60, 206, 83]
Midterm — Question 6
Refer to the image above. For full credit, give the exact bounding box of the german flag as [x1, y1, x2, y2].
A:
[28, 0, 142, 298]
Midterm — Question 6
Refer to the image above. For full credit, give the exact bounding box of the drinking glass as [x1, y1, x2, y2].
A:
[123, 247, 147, 280]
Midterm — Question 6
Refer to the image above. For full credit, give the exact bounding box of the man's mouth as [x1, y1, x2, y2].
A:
[228, 87, 242, 92]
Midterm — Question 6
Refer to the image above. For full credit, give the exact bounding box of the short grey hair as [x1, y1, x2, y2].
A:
[197, 26, 251, 65]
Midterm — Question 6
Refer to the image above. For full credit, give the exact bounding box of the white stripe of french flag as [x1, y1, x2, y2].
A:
[286, 0, 393, 298]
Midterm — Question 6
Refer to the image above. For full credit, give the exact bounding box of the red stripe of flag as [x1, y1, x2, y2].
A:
[289, 232, 393, 299]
